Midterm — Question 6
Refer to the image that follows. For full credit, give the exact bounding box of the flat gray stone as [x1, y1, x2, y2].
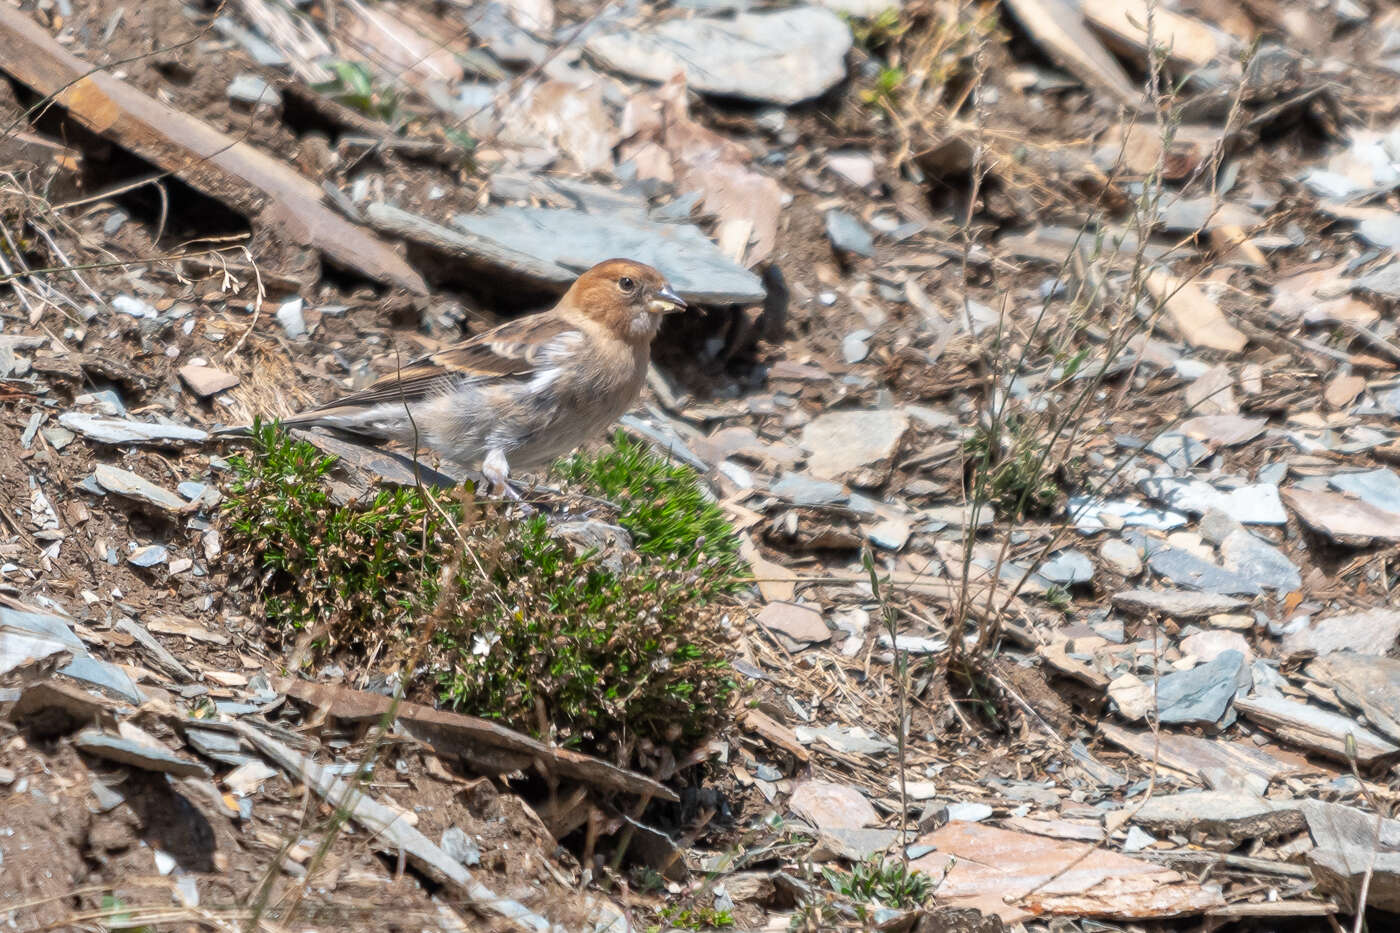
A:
[553, 521, 633, 574]
[1303, 168, 1361, 199]
[450, 207, 765, 304]
[826, 149, 877, 187]
[1304, 800, 1400, 913]
[1038, 549, 1094, 585]
[367, 202, 572, 284]
[922, 504, 995, 529]
[113, 618, 194, 683]
[1134, 791, 1304, 840]
[1112, 588, 1249, 618]
[74, 729, 211, 777]
[1, 607, 83, 651]
[213, 15, 286, 66]
[1282, 609, 1400, 657]
[795, 724, 893, 756]
[1068, 495, 1188, 534]
[1236, 693, 1400, 765]
[585, 7, 852, 105]
[127, 544, 169, 568]
[1178, 414, 1268, 447]
[276, 298, 306, 338]
[756, 602, 829, 648]
[227, 73, 280, 108]
[58, 657, 143, 704]
[1158, 197, 1262, 233]
[866, 515, 911, 550]
[441, 826, 483, 867]
[800, 409, 908, 487]
[1180, 629, 1252, 665]
[112, 295, 156, 318]
[1147, 433, 1211, 470]
[93, 464, 186, 512]
[0, 607, 143, 704]
[815, 827, 901, 862]
[183, 725, 257, 767]
[1155, 650, 1249, 725]
[0, 629, 69, 679]
[462, 1, 549, 65]
[770, 473, 847, 506]
[790, 779, 879, 830]
[1354, 261, 1400, 300]
[1146, 545, 1261, 597]
[842, 329, 872, 363]
[1198, 508, 1244, 545]
[1099, 538, 1142, 576]
[1329, 468, 1400, 516]
[876, 632, 947, 654]
[1219, 529, 1301, 593]
[1138, 478, 1286, 525]
[1282, 487, 1400, 545]
[1309, 654, 1400, 743]
[816, 0, 903, 14]
[59, 414, 207, 445]
[825, 210, 874, 257]
[1356, 210, 1400, 249]
[178, 364, 239, 397]
[945, 801, 994, 822]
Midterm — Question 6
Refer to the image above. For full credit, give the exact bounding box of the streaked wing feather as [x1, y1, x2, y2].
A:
[295, 315, 580, 414]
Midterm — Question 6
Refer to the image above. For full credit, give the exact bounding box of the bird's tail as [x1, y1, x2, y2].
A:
[211, 410, 397, 445]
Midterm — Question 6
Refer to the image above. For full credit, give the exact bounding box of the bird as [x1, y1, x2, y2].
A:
[250, 259, 686, 496]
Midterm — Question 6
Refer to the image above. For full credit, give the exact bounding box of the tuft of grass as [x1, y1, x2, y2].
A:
[555, 432, 748, 589]
[222, 422, 739, 761]
[1043, 583, 1072, 611]
[822, 855, 936, 912]
[653, 904, 735, 931]
[316, 60, 402, 122]
[861, 66, 907, 110]
[847, 8, 909, 52]
[962, 415, 1062, 519]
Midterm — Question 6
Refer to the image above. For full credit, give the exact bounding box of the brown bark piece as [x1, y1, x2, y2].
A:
[0, 5, 426, 294]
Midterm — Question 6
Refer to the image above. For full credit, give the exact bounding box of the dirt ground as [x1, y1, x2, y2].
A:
[4, 0, 1400, 929]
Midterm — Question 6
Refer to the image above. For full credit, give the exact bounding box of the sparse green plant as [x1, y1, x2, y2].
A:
[655, 904, 735, 930]
[948, 658, 1002, 727]
[962, 415, 1063, 519]
[316, 60, 402, 122]
[861, 65, 907, 109]
[443, 127, 475, 152]
[97, 895, 154, 933]
[822, 854, 936, 912]
[1044, 583, 1072, 611]
[442, 125, 477, 162]
[222, 422, 739, 762]
[789, 901, 842, 931]
[632, 867, 669, 895]
[555, 432, 748, 588]
[848, 8, 909, 51]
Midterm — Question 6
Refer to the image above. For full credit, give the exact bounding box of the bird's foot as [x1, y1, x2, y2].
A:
[482, 449, 537, 515]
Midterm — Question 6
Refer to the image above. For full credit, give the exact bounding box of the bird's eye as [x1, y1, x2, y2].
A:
[618, 276, 636, 293]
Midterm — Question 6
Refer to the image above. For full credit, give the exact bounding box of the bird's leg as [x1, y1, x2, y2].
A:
[482, 448, 523, 502]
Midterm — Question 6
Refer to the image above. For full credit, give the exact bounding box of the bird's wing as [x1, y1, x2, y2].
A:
[295, 314, 584, 414]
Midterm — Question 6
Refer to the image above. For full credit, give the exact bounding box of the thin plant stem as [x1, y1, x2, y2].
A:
[864, 547, 909, 864]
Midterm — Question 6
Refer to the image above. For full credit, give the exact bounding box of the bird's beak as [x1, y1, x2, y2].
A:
[649, 284, 687, 315]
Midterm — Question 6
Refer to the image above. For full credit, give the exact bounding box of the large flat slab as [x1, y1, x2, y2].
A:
[450, 207, 766, 304]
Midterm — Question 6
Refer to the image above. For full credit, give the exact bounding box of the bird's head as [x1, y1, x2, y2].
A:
[563, 259, 687, 343]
